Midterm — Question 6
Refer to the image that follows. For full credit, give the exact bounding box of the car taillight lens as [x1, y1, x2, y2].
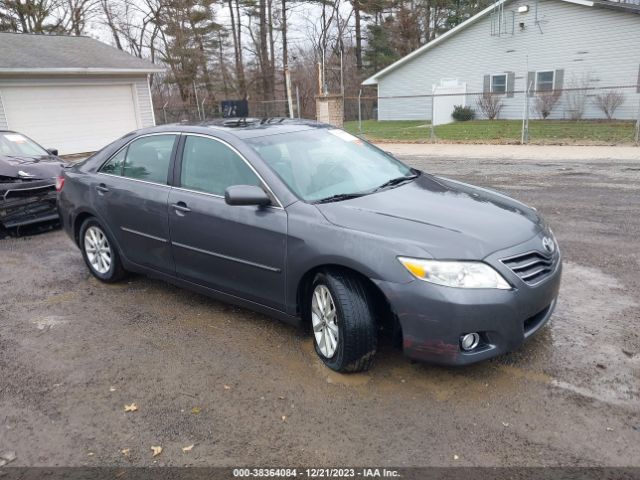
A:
[55, 175, 65, 192]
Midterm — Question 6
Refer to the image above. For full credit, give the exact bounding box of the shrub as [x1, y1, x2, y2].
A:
[594, 90, 625, 120]
[476, 92, 503, 120]
[533, 91, 561, 119]
[565, 73, 591, 121]
[451, 105, 475, 121]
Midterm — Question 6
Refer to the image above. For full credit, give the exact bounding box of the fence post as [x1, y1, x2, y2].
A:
[635, 96, 640, 145]
[430, 86, 436, 142]
[296, 85, 301, 119]
[162, 101, 168, 125]
[521, 81, 531, 144]
[358, 89, 362, 134]
[200, 95, 208, 121]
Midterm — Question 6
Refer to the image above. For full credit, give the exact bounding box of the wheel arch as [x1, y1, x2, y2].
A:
[73, 211, 95, 246]
[295, 263, 400, 343]
[72, 210, 124, 261]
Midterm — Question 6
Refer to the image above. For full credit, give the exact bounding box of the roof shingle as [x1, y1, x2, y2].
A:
[0, 33, 162, 73]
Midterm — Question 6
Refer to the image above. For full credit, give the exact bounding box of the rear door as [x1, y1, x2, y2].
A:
[167, 134, 287, 310]
[94, 133, 178, 274]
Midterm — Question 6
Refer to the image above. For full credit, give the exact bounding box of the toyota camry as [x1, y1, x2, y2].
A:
[57, 119, 561, 372]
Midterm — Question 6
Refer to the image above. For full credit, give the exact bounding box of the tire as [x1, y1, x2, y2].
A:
[309, 270, 377, 372]
[79, 218, 126, 283]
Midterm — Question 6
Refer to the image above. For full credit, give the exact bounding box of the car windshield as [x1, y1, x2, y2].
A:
[0, 132, 49, 158]
[246, 128, 415, 202]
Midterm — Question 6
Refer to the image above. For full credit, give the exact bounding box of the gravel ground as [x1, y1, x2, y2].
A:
[0, 153, 639, 468]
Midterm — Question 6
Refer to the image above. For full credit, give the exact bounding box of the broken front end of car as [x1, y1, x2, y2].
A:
[0, 176, 59, 230]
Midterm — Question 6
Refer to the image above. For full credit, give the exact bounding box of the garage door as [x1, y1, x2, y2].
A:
[1, 84, 140, 155]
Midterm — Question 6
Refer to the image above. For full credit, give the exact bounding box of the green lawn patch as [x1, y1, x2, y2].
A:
[344, 119, 637, 145]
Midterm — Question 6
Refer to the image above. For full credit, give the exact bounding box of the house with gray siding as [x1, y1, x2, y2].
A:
[362, 0, 640, 123]
[0, 33, 163, 154]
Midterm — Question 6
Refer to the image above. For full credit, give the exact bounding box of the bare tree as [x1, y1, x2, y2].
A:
[0, 0, 97, 34]
[594, 90, 625, 120]
[476, 92, 503, 120]
[227, 0, 247, 98]
[565, 72, 591, 121]
[534, 92, 561, 119]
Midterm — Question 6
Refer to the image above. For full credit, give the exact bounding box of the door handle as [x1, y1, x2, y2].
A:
[171, 202, 191, 213]
[96, 184, 109, 194]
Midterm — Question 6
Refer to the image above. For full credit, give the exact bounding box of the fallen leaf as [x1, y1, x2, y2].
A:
[182, 444, 194, 452]
[606, 427, 614, 431]
[278, 396, 285, 400]
[223, 385, 231, 390]
[453, 454, 459, 460]
[121, 449, 130, 456]
[281, 415, 287, 422]
[191, 406, 201, 415]
[124, 403, 138, 412]
[151, 446, 162, 457]
[502, 422, 510, 427]
[0, 452, 16, 463]
[87, 452, 94, 457]
[110, 386, 117, 392]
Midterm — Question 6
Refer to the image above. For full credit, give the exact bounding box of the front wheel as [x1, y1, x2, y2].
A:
[79, 218, 126, 283]
[310, 270, 377, 372]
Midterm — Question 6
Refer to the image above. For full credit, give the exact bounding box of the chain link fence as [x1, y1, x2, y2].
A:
[155, 98, 300, 125]
[345, 84, 640, 145]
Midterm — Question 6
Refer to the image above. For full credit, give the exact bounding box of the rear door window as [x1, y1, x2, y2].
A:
[100, 135, 177, 184]
[123, 135, 177, 184]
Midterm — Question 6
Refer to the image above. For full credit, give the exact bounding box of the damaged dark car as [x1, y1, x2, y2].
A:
[0, 131, 66, 233]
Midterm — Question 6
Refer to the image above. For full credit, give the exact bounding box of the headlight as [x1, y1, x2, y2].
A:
[398, 257, 511, 289]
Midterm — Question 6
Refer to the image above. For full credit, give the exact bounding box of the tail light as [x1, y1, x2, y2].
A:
[55, 175, 65, 192]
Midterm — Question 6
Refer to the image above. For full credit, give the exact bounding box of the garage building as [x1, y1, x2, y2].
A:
[0, 33, 162, 155]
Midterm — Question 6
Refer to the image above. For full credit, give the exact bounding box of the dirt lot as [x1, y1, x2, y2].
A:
[1, 153, 639, 468]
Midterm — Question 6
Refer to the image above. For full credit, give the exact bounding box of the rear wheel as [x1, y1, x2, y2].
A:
[79, 218, 126, 282]
[310, 270, 377, 372]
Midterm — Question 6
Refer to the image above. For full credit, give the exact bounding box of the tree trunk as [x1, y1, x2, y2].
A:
[259, 0, 271, 101]
[354, 0, 362, 70]
[281, 0, 289, 114]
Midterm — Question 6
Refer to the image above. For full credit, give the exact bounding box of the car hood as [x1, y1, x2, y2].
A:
[315, 174, 544, 260]
[0, 155, 65, 181]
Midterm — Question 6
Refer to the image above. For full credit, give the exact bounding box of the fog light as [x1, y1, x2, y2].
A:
[460, 333, 480, 351]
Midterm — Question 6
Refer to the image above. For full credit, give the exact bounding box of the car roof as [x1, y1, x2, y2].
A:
[140, 118, 333, 140]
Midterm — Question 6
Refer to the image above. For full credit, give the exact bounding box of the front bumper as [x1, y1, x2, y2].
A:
[374, 242, 562, 366]
[0, 180, 58, 229]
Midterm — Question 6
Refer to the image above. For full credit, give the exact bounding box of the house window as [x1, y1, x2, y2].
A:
[491, 74, 507, 94]
[536, 71, 555, 92]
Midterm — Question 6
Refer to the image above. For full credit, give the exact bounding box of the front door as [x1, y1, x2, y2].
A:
[93, 133, 178, 274]
[168, 134, 287, 311]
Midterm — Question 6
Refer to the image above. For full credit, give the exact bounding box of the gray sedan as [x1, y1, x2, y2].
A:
[57, 119, 561, 372]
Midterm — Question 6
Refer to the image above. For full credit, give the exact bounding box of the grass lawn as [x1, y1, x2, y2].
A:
[344, 119, 637, 145]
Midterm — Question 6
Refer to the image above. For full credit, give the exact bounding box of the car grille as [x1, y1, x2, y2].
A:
[501, 251, 558, 285]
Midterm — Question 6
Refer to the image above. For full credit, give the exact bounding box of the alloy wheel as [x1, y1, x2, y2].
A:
[84, 226, 112, 274]
[311, 284, 339, 358]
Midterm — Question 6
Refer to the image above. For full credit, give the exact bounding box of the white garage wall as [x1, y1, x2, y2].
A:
[0, 74, 155, 138]
[0, 92, 8, 130]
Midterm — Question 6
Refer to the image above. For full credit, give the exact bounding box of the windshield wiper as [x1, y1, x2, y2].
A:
[314, 192, 367, 204]
[371, 173, 419, 192]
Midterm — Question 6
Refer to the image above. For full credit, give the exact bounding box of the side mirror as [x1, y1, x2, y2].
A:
[47, 148, 59, 156]
[225, 185, 271, 207]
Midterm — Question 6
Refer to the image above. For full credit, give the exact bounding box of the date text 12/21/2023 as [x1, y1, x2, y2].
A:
[232, 468, 401, 478]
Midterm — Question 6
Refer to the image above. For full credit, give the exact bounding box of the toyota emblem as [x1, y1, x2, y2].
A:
[542, 236, 555, 254]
